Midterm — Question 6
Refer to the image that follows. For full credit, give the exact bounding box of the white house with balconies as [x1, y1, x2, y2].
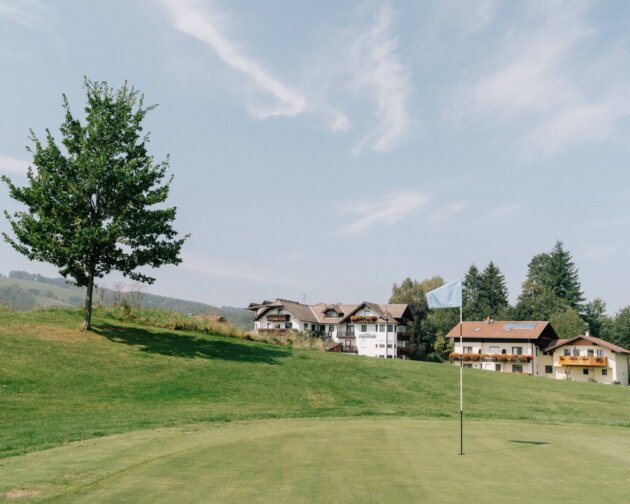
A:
[539, 335, 629, 384]
[248, 299, 412, 358]
[448, 319, 629, 384]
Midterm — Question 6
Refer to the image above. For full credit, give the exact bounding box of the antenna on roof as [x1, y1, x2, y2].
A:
[301, 294, 307, 304]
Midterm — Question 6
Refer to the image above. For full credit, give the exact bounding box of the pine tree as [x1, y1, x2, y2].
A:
[463, 264, 483, 320]
[546, 241, 584, 311]
[478, 261, 509, 318]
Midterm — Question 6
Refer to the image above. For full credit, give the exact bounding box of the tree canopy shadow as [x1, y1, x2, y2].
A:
[93, 323, 289, 364]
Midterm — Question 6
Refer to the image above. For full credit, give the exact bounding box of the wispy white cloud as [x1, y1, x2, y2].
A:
[427, 201, 469, 223]
[455, 0, 630, 159]
[162, 0, 305, 119]
[485, 203, 526, 222]
[0, 155, 29, 176]
[182, 252, 297, 287]
[350, 4, 411, 156]
[339, 190, 430, 234]
[0, 0, 47, 30]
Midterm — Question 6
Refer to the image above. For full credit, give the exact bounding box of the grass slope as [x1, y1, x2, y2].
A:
[2, 308, 630, 462]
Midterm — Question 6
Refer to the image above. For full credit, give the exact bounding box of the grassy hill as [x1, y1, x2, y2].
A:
[0, 272, 253, 328]
[2, 308, 630, 460]
[2, 308, 630, 502]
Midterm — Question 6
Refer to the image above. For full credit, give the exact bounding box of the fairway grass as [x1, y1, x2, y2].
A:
[1, 418, 629, 503]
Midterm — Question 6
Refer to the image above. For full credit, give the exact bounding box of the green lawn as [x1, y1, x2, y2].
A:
[1, 418, 629, 503]
[1, 308, 630, 502]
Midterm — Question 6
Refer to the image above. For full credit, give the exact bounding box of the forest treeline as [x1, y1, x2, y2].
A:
[390, 241, 630, 360]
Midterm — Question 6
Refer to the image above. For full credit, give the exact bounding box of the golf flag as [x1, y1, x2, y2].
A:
[427, 278, 465, 455]
[426, 279, 462, 309]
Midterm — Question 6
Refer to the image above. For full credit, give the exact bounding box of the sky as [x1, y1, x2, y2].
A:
[1, 0, 630, 312]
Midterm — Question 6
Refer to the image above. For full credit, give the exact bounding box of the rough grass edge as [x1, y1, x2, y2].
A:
[99, 306, 326, 351]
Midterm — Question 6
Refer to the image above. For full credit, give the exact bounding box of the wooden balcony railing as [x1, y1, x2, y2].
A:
[558, 355, 607, 367]
[449, 353, 533, 363]
[266, 314, 290, 322]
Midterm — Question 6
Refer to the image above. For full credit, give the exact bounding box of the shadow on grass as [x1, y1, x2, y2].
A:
[509, 440, 549, 445]
[93, 323, 289, 364]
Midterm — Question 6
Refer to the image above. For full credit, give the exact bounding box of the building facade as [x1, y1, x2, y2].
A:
[248, 299, 411, 358]
[448, 320, 630, 384]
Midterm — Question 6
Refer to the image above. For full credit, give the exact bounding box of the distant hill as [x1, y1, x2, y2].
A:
[0, 271, 254, 329]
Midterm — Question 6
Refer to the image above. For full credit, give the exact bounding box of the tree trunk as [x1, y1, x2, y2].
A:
[82, 274, 95, 331]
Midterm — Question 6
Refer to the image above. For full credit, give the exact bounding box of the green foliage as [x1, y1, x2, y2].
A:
[463, 262, 508, 320]
[2, 79, 188, 329]
[463, 264, 483, 320]
[583, 298, 613, 338]
[390, 276, 445, 360]
[549, 307, 587, 339]
[516, 242, 584, 320]
[611, 306, 630, 349]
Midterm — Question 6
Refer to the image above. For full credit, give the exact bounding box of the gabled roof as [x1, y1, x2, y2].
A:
[447, 320, 556, 340]
[249, 299, 409, 325]
[543, 335, 630, 354]
[341, 301, 409, 323]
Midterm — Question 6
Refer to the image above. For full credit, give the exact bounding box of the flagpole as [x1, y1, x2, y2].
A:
[459, 299, 463, 456]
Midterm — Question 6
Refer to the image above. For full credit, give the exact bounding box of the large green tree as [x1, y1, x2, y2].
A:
[515, 241, 583, 319]
[479, 261, 509, 318]
[2, 79, 187, 330]
[389, 276, 444, 360]
[462, 264, 483, 320]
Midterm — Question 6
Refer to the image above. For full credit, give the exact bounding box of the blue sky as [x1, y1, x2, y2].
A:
[1, 0, 630, 312]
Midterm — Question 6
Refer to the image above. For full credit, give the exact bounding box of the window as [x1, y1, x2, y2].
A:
[277, 309, 282, 314]
[587, 349, 594, 357]
[572, 348, 581, 357]
[285, 323, 292, 329]
[512, 365, 523, 373]
[563, 349, 571, 356]
[602, 369, 608, 376]
[379, 325, 385, 332]
[328, 325, 334, 332]
[501, 349, 507, 354]
[304, 323, 309, 330]
[361, 325, 367, 332]
[495, 364, 501, 372]
[363, 307, 370, 316]
[489, 346, 500, 354]
[378, 344, 385, 348]
[388, 325, 394, 332]
[387, 344, 393, 348]
[463, 346, 473, 354]
[582, 369, 589, 375]
[545, 365, 553, 374]
[266, 323, 271, 329]
[512, 347, 523, 355]
[347, 325, 354, 333]
[387, 355, 393, 359]
[463, 363, 473, 368]
[596, 349, 604, 357]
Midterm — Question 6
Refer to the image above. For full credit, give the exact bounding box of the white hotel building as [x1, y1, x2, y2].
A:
[448, 320, 630, 385]
[248, 299, 412, 358]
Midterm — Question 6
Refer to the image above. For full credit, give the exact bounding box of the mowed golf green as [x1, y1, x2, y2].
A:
[2, 418, 629, 503]
[2, 309, 630, 502]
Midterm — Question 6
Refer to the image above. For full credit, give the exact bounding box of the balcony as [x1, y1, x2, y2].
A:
[338, 331, 356, 339]
[258, 328, 293, 335]
[266, 314, 290, 322]
[449, 353, 532, 363]
[558, 355, 607, 367]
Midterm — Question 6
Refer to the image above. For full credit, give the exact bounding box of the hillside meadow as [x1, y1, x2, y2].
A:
[2, 308, 630, 461]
